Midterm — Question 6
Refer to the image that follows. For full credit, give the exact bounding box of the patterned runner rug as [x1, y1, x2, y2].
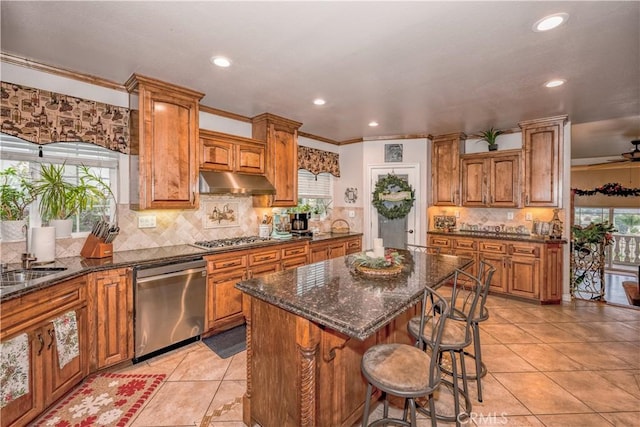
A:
[33, 372, 165, 427]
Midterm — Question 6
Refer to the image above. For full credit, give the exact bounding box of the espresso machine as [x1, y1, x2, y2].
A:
[271, 213, 292, 240]
[290, 213, 310, 235]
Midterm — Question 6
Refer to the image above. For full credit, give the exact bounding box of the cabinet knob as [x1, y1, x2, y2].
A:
[37, 333, 44, 356]
[47, 328, 55, 349]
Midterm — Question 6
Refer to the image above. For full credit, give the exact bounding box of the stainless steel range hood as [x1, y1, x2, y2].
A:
[199, 171, 276, 195]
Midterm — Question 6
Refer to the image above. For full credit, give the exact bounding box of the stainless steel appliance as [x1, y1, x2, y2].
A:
[133, 258, 206, 362]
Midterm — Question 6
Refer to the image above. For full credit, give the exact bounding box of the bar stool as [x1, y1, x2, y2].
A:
[360, 287, 449, 427]
[407, 268, 483, 426]
[406, 243, 440, 255]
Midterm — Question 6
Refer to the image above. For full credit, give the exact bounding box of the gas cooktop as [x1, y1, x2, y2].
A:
[193, 236, 270, 248]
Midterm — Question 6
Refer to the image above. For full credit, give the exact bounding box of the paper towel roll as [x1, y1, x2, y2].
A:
[30, 227, 56, 262]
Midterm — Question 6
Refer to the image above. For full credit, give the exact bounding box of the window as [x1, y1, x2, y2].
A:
[573, 206, 640, 272]
[1, 135, 119, 233]
[297, 169, 332, 217]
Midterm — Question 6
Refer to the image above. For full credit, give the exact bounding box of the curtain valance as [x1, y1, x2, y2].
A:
[1, 81, 130, 154]
[298, 145, 340, 177]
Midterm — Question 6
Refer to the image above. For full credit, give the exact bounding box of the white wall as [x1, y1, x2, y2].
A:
[464, 132, 521, 153]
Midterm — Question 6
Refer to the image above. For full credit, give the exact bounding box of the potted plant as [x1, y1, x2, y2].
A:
[477, 127, 504, 151]
[34, 163, 112, 237]
[0, 166, 37, 240]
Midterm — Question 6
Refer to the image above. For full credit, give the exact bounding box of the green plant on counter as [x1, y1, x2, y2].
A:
[34, 163, 113, 223]
[0, 166, 37, 220]
[289, 203, 312, 214]
[351, 250, 404, 268]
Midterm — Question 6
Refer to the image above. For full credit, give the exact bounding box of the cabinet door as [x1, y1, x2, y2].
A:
[507, 256, 540, 299]
[93, 269, 132, 369]
[461, 157, 487, 206]
[201, 137, 234, 171]
[310, 244, 328, 263]
[520, 116, 566, 207]
[209, 270, 246, 324]
[480, 253, 507, 293]
[46, 306, 88, 406]
[345, 237, 362, 255]
[431, 133, 465, 206]
[489, 154, 520, 207]
[0, 330, 43, 427]
[236, 143, 265, 175]
[327, 243, 346, 259]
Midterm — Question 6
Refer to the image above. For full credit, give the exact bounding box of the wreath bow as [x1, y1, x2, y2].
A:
[372, 174, 415, 220]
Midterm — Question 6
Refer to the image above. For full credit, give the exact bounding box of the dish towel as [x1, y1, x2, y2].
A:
[0, 333, 29, 408]
[53, 310, 79, 369]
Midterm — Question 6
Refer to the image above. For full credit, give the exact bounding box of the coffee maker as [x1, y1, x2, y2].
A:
[290, 213, 309, 234]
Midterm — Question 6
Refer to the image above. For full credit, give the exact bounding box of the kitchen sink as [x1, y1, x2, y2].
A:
[0, 267, 68, 286]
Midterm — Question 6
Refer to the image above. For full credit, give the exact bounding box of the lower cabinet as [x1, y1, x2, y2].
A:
[429, 233, 563, 303]
[88, 268, 133, 370]
[310, 235, 362, 262]
[1, 277, 88, 427]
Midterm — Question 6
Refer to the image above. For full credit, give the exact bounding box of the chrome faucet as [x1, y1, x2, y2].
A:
[21, 224, 37, 269]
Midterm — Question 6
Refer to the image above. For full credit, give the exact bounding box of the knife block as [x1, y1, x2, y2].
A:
[81, 234, 113, 258]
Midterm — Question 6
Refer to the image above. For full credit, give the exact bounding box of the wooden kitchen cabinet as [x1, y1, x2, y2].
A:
[1, 277, 88, 427]
[431, 132, 466, 206]
[428, 233, 563, 303]
[460, 151, 520, 208]
[252, 113, 302, 207]
[88, 268, 133, 370]
[310, 235, 362, 263]
[280, 241, 309, 270]
[519, 115, 567, 207]
[200, 129, 266, 175]
[126, 74, 204, 210]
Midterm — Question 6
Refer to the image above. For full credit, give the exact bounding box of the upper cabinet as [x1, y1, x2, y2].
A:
[460, 151, 521, 208]
[519, 115, 567, 207]
[252, 113, 302, 207]
[200, 130, 265, 175]
[431, 133, 466, 206]
[126, 74, 204, 210]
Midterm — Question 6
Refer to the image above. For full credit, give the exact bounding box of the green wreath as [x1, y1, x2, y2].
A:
[372, 174, 415, 220]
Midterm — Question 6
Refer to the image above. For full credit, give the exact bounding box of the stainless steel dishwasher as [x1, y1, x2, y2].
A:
[133, 258, 206, 362]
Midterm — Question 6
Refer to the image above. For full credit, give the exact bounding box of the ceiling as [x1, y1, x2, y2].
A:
[1, 1, 639, 160]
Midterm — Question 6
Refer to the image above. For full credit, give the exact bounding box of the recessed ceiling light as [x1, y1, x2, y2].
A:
[210, 56, 231, 67]
[533, 13, 569, 32]
[544, 79, 566, 88]
[313, 98, 326, 106]
[368, 121, 379, 127]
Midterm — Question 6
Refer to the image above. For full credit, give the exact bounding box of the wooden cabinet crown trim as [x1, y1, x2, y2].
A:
[125, 73, 204, 99]
[199, 129, 266, 146]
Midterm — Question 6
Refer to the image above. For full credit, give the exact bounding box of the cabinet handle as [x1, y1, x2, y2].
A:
[37, 333, 44, 356]
[482, 195, 486, 205]
[525, 194, 530, 205]
[47, 329, 55, 350]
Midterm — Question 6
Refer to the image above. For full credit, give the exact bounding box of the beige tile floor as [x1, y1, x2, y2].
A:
[114, 294, 639, 426]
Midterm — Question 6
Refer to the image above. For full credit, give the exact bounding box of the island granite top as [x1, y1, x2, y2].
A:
[235, 251, 472, 341]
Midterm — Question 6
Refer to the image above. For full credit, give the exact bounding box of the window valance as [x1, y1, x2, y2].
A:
[0, 81, 130, 154]
[298, 145, 340, 177]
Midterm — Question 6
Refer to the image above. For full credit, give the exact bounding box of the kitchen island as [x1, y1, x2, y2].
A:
[235, 251, 472, 427]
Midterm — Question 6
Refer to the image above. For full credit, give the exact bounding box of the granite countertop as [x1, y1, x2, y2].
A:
[428, 230, 567, 243]
[235, 251, 472, 341]
[0, 232, 363, 302]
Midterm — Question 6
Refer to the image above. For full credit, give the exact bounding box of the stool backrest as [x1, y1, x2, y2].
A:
[406, 243, 440, 255]
[416, 287, 450, 388]
[475, 261, 496, 321]
[449, 269, 484, 343]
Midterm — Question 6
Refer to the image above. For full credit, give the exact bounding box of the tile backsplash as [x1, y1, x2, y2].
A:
[0, 196, 365, 264]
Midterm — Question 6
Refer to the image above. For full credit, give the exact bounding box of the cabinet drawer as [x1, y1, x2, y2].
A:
[206, 254, 248, 273]
[428, 236, 451, 248]
[249, 249, 281, 266]
[282, 244, 308, 259]
[1, 276, 87, 338]
[479, 241, 507, 254]
[282, 256, 308, 270]
[345, 238, 362, 254]
[509, 244, 541, 258]
[453, 238, 476, 250]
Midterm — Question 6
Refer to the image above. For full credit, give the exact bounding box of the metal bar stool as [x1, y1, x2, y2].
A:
[360, 287, 449, 427]
[406, 243, 441, 255]
[407, 268, 483, 426]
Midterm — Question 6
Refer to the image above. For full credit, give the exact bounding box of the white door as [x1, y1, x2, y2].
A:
[368, 165, 419, 250]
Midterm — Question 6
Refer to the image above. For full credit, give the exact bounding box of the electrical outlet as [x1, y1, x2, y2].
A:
[138, 215, 157, 228]
[525, 213, 533, 221]
[507, 212, 514, 220]
[348, 210, 355, 218]
[454, 210, 460, 218]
